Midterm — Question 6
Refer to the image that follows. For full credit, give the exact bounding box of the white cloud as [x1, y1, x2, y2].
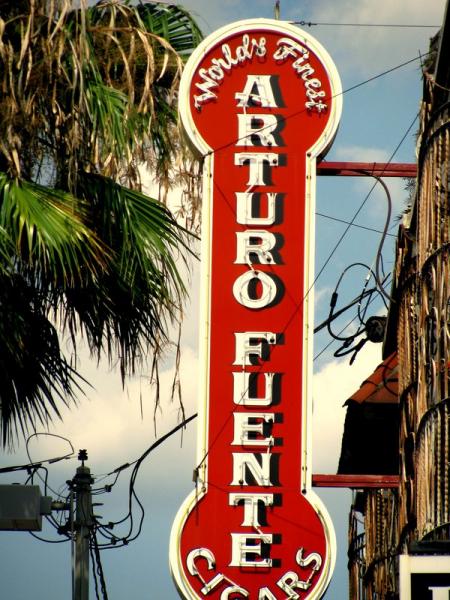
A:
[335, 144, 390, 163]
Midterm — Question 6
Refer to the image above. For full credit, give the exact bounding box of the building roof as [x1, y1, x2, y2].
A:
[348, 352, 398, 405]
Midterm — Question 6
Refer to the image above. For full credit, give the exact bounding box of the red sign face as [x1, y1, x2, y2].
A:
[170, 19, 342, 600]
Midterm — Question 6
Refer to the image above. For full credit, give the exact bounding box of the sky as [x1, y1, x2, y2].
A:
[0, 1, 447, 599]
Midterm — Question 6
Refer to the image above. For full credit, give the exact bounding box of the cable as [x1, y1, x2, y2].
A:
[291, 20, 439, 29]
[314, 286, 376, 333]
[25, 432, 75, 498]
[325, 259, 391, 363]
[104, 412, 197, 480]
[90, 540, 101, 600]
[313, 275, 392, 362]
[195, 118, 408, 465]
[25, 432, 75, 464]
[366, 174, 395, 302]
[326, 263, 377, 342]
[91, 528, 109, 599]
[316, 211, 397, 237]
[29, 531, 70, 543]
[93, 413, 197, 548]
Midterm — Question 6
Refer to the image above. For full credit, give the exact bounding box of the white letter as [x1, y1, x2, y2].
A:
[233, 270, 278, 309]
[235, 75, 279, 107]
[186, 547, 215, 576]
[231, 452, 273, 486]
[259, 589, 278, 600]
[194, 69, 219, 108]
[236, 114, 282, 147]
[233, 332, 277, 366]
[236, 192, 278, 226]
[273, 38, 307, 61]
[235, 152, 279, 186]
[233, 372, 274, 406]
[230, 533, 273, 567]
[221, 586, 249, 599]
[277, 572, 310, 598]
[235, 230, 278, 264]
[296, 547, 322, 572]
[232, 412, 274, 446]
[229, 493, 274, 526]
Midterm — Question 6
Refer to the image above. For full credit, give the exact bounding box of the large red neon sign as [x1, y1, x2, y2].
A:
[170, 19, 342, 599]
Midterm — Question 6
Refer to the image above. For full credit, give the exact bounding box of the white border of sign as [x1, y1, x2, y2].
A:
[400, 555, 450, 599]
[170, 18, 343, 600]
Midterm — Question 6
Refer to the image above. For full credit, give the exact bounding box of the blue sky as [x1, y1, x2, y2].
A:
[0, 1, 447, 598]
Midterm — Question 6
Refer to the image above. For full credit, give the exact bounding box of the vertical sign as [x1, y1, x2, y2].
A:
[170, 19, 342, 599]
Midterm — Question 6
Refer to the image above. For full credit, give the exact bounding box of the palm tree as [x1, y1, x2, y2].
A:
[0, 0, 203, 446]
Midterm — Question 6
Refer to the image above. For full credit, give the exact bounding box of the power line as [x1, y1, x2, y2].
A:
[316, 211, 397, 237]
[342, 57, 427, 97]
[291, 20, 439, 29]
[93, 413, 198, 549]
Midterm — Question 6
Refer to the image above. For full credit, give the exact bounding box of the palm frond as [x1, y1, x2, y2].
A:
[0, 173, 107, 286]
[63, 173, 194, 379]
[0, 273, 82, 448]
[135, 1, 203, 60]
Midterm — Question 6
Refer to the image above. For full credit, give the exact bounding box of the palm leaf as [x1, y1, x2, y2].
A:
[135, 1, 203, 60]
[0, 172, 108, 287]
[0, 273, 82, 448]
[62, 173, 194, 379]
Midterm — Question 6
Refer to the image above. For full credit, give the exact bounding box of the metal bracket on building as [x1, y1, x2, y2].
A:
[317, 161, 417, 178]
[312, 474, 400, 488]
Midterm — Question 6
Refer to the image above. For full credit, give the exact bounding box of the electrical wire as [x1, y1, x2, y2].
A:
[25, 432, 75, 499]
[29, 531, 69, 543]
[313, 286, 376, 334]
[102, 412, 197, 482]
[326, 263, 377, 342]
[93, 413, 197, 548]
[193, 110, 410, 468]
[183, 64, 422, 480]
[316, 211, 397, 237]
[324, 258, 391, 363]
[367, 174, 394, 302]
[90, 540, 101, 600]
[91, 528, 109, 599]
[313, 275, 392, 362]
[291, 20, 439, 28]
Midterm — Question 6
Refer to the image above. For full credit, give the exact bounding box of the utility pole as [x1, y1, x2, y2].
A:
[72, 450, 93, 600]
